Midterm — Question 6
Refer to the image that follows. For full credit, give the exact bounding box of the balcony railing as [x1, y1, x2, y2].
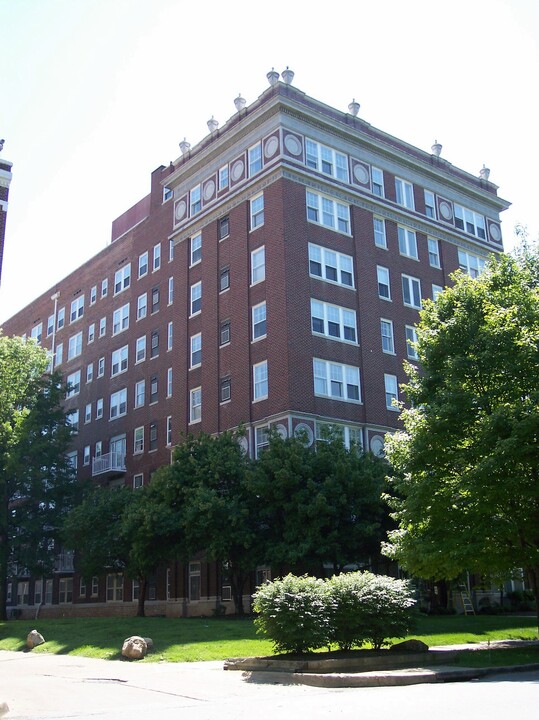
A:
[55, 551, 75, 572]
[92, 452, 126, 477]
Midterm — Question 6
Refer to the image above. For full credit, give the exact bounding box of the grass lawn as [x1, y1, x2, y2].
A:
[0, 614, 537, 663]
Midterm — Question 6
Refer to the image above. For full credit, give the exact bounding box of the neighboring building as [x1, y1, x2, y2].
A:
[1, 73, 510, 617]
[0, 139, 13, 285]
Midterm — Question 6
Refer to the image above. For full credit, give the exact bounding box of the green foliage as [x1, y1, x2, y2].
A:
[252, 574, 333, 654]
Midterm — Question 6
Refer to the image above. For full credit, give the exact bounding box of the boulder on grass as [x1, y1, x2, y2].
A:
[121, 636, 148, 660]
[26, 630, 45, 649]
[389, 639, 429, 653]
[0, 701, 9, 717]
[142, 637, 154, 650]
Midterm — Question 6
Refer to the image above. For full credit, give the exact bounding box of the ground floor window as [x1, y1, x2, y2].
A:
[59, 577, 73, 604]
[106, 573, 123, 602]
[189, 562, 201, 601]
[17, 581, 29, 605]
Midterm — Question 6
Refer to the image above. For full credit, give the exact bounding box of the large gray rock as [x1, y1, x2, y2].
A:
[121, 636, 148, 660]
[0, 701, 9, 717]
[389, 639, 429, 653]
[26, 630, 45, 649]
[143, 637, 154, 650]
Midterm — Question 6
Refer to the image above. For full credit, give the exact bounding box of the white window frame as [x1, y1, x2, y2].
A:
[428, 237, 441, 268]
[168, 276, 174, 305]
[101, 278, 108, 298]
[248, 142, 262, 176]
[190, 185, 201, 216]
[218, 165, 229, 190]
[166, 416, 172, 445]
[99, 317, 106, 337]
[432, 284, 443, 300]
[68, 332, 83, 360]
[306, 190, 350, 234]
[395, 178, 415, 210]
[250, 246, 265, 284]
[55, 342, 63, 366]
[134, 426, 144, 454]
[255, 426, 270, 458]
[402, 274, 422, 309]
[135, 380, 145, 408]
[70, 296, 84, 323]
[153, 243, 161, 271]
[66, 370, 81, 398]
[138, 251, 148, 278]
[167, 321, 173, 351]
[133, 474, 144, 489]
[458, 249, 486, 278]
[90, 285, 97, 305]
[136, 336, 146, 363]
[110, 389, 127, 419]
[377, 266, 391, 300]
[373, 216, 387, 249]
[106, 573, 123, 602]
[405, 325, 419, 359]
[384, 373, 399, 410]
[371, 167, 384, 197]
[83, 445, 90, 466]
[189, 387, 202, 424]
[85, 403, 91, 423]
[454, 204, 486, 239]
[87, 323, 95, 344]
[112, 303, 129, 335]
[97, 357, 105, 377]
[167, 367, 173, 398]
[253, 361, 268, 401]
[313, 359, 361, 403]
[424, 190, 436, 218]
[190, 333, 202, 368]
[96, 398, 103, 419]
[252, 302, 267, 341]
[111, 345, 128, 377]
[137, 293, 147, 320]
[308, 243, 354, 288]
[114, 264, 131, 295]
[310, 299, 357, 343]
[67, 409, 79, 433]
[57, 307, 65, 329]
[380, 319, 395, 354]
[250, 193, 264, 230]
[398, 226, 418, 259]
[190, 282, 202, 316]
[305, 138, 349, 182]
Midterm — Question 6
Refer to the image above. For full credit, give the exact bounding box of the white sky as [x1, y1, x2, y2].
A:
[1, 0, 537, 323]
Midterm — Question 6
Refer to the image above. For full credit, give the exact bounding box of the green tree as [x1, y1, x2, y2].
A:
[383, 252, 539, 632]
[0, 334, 76, 620]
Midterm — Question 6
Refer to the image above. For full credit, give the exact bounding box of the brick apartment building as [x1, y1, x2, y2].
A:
[1, 72, 509, 617]
[0, 140, 13, 285]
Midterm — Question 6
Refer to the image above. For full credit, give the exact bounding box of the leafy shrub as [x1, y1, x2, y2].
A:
[252, 574, 333, 654]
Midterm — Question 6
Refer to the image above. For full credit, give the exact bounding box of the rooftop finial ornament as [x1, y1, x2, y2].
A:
[431, 140, 442, 157]
[348, 99, 360, 117]
[207, 116, 219, 133]
[179, 138, 191, 154]
[479, 164, 490, 181]
[281, 67, 294, 85]
[267, 68, 279, 86]
[234, 94, 246, 112]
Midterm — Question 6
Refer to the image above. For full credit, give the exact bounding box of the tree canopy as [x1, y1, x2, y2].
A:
[383, 251, 539, 629]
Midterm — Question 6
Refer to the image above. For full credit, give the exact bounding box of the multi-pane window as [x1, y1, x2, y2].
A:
[454, 204, 486, 239]
[395, 178, 415, 209]
[428, 238, 441, 267]
[153, 243, 161, 271]
[57, 307, 65, 329]
[114, 264, 131, 294]
[373, 217, 387, 249]
[190, 185, 201, 215]
[458, 249, 486, 278]
[163, 186, 172, 202]
[220, 377, 231, 403]
[169, 239, 175, 262]
[138, 251, 148, 278]
[384, 373, 399, 410]
[110, 389, 127, 419]
[190, 282, 202, 315]
[371, 167, 384, 197]
[96, 398, 103, 419]
[190, 233, 201, 265]
[377, 266, 391, 300]
[106, 573, 123, 602]
[168, 277, 174, 305]
[402, 275, 422, 309]
[136, 336, 146, 363]
[167, 367, 172, 397]
[405, 325, 419, 359]
[68, 332, 83, 360]
[190, 387, 202, 423]
[308, 244, 354, 288]
[250, 194, 264, 230]
[67, 451, 78, 470]
[252, 302, 267, 340]
[305, 139, 349, 182]
[87, 323, 95, 343]
[47, 314, 54, 337]
[218, 165, 229, 190]
[135, 380, 145, 408]
[432, 284, 443, 300]
[70, 296, 84, 323]
[381, 319, 395, 353]
[150, 375, 158, 403]
[219, 216, 229, 239]
[190, 333, 202, 367]
[251, 247, 265, 284]
[67, 409, 79, 432]
[151, 287, 160, 313]
[99, 317, 106, 337]
[91, 577, 99, 596]
[134, 473, 144, 489]
[248, 142, 262, 175]
[67, 370, 81, 398]
[253, 361, 268, 401]
[111, 345, 128, 377]
[101, 278, 108, 298]
[112, 304, 129, 335]
[313, 359, 361, 402]
[85, 403, 92, 423]
[306, 191, 350, 233]
[398, 226, 418, 259]
[255, 426, 270, 458]
[134, 427, 144, 454]
[31, 323, 43, 344]
[424, 190, 436, 218]
[220, 267, 230, 292]
[55, 342, 63, 366]
[149, 422, 158, 451]
[137, 293, 147, 320]
[150, 330, 159, 358]
[220, 320, 230, 345]
[83, 445, 90, 466]
[166, 416, 172, 446]
[310, 299, 357, 343]
[167, 321, 173, 350]
[98, 357, 105, 377]
[90, 285, 97, 304]
[59, 577, 73, 604]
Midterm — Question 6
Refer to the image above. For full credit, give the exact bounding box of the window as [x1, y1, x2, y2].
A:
[114, 264, 131, 294]
[166, 416, 172, 446]
[255, 426, 270, 458]
[79, 577, 87, 597]
[135, 380, 145, 408]
[86, 363, 94, 383]
[220, 267, 230, 292]
[137, 293, 147, 320]
[83, 445, 90, 466]
[248, 142, 262, 175]
[85, 403, 91, 423]
[66, 371, 81, 397]
[373, 217, 387, 249]
[67, 409, 79, 432]
[163, 186, 172, 202]
[458, 249, 486, 278]
[371, 167, 384, 197]
[59, 577, 73, 604]
[428, 238, 441, 268]
[110, 389, 127, 419]
[310, 299, 357, 343]
[96, 398, 103, 419]
[167, 321, 173, 350]
[308, 244, 354, 288]
[169, 239, 175, 261]
[218, 165, 229, 190]
[190, 333, 201, 367]
[190, 185, 201, 215]
[97, 356, 105, 377]
[220, 320, 230, 345]
[250, 194, 264, 230]
[424, 190, 436, 218]
[106, 573, 123, 602]
[31, 323, 43, 344]
[111, 345, 128, 377]
[151, 330, 159, 358]
[47, 314, 54, 337]
[67, 451, 78, 470]
[250, 246, 265, 284]
[87, 323, 95, 343]
[190, 387, 202, 423]
[168, 277, 174, 305]
[133, 474, 144, 489]
[55, 342, 63, 366]
[385, 373, 399, 410]
[134, 427, 144, 454]
[253, 361, 268, 401]
[138, 251, 148, 278]
[189, 562, 201, 601]
[432, 284, 443, 300]
[377, 266, 391, 300]
[34, 579, 42, 605]
[313, 359, 361, 402]
[136, 336, 146, 362]
[167, 367, 173, 397]
[68, 332, 82, 360]
[95, 441, 102, 458]
[190, 282, 202, 315]
[149, 422, 158, 451]
[70, 296, 84, 323]
[220, 377, 231, 403]
[91, 577, 98, 597]
[405, 325, 419, 359]
[454, 204, 486, 239]
[306, 190, 350, 233]
[101, 278, 108, 298]
[113, 303, 129, 335]
[99, 317, 106, 337]
[150, 375, 158, 403]
[151, 287, 160, 313]
[398, 226, 418, 259]
[305, 138, 348, 181]
[57, 307, 65, 329]
[190, 233, 202, 265]
[402, 274, 422, 309]
[395, 178, 415, 209]
[252, 302, 267, 340]
[381, 319, 395, 354]
[219, 216, 229, 239]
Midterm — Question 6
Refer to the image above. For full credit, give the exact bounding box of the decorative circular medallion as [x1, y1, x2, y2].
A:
[284, 133, 302, 156]
[294, 422, 314, 446]
[275, 423, 288, 439]
[370, 435, 385, 457]
[174, 199, 187, 222]
[203, 179, 215, 201]
[231, 159, 244, 182]
[439, 200, 452, 221]
[489, 223, 501, 242]
[264, 136, 279, 159]
[353, 163, 370, 185]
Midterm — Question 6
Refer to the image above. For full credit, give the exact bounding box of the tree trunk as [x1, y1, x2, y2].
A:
[136, 576, 147, 617]
[0, 489, 9, 621]
[525, 565, 539, 638]
[231, 570, 246, 616]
